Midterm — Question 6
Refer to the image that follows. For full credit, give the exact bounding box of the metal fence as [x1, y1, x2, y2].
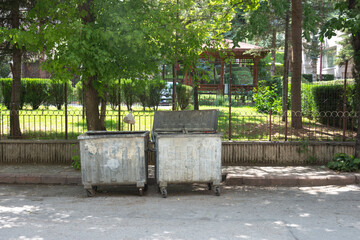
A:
[0, 108, 358, 141]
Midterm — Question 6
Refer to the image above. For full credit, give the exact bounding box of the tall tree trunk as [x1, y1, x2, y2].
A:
[80, 0, 104, 131]
[291, 0, 302, 129]
[270, 28, 277, 77]
[311, 58, 318, 82]
[10, 0, 22, 138]
[84, 77, 104, 130]
[100, 92, 107, 130]
[282, 0, 290, 122]
[348, 0, 360, 157]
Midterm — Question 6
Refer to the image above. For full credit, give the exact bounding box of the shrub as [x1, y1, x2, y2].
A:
[0, 78, 26, 110]
[23, 78, 50, 110]
[47, 79, 73, 110]
[322, 74, 335, 81]
[176, 83, 193, 110]
[74, 81, 83, 105]
[328, 153, 360, 172]
[134, 80, 148, 111]
[253, 82, 282, 114]
[121, 79, 137, 111]
[107, 80, 120, 110]
[302, 74, 313, 82]
[147, 79, 167, 111]
[260, 76, 282, 96]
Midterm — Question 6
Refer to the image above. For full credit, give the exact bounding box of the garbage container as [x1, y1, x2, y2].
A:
[152, 110, 223, 198]
[78, 131, 149, 197]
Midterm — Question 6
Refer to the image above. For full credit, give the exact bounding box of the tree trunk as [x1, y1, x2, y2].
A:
[100, 92, 107, 130]
[282, 1, 290, 122]
[193, 85, 199, 110]
[291, 0, 302, 129]
[270, 28, 277, 77]
[348, 0, 360, 157]
[311, 58, 318, 82]
[10, 0, 22, 138]
[84, 77, 104, 130]
[79, 0, 104, 131]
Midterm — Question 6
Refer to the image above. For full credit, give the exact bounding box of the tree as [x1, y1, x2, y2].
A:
[302, 0, 334, 82]
[31, 0, 245, 129]
[321, 0, 360, 157]
[290, 0, 302, 129]
[229, 0, 288, 77]
[0, 0, 36, 138]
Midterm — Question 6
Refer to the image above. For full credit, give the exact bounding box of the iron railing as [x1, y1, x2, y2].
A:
[0, 108, 358, 141]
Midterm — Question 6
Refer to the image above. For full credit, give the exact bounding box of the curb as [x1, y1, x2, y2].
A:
[1, 172, 359, 187]
[225, 173, 360, 187]
[0, 173, 82, 185]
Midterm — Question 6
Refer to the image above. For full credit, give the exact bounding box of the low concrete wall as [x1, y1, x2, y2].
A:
[222, 141, 355, 165]
[0, 140, 78, 165]
[0, 140, 355, 165]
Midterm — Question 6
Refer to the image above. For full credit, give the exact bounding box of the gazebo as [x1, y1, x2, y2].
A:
[182, 40, 269, 94]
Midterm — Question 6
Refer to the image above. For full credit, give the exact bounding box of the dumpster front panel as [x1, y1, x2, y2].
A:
[155, 134, 222, 184]
[80, 136, 147, 186]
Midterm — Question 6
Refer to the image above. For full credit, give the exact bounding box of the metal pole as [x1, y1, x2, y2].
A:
[342, 60, 348, 141]
[269, 110, 272, 141]
[285, 107, 288, 141]
[65, 81, 68, 140]
[229, 61, 232, 140]
[118, 80, 121, 131]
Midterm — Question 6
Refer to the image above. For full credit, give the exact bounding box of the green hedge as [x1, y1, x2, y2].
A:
[301, 82, 357, 128]
[176, 83, 193, 110]
[0, 78, 73, 110]
[302, 74, 335, 82]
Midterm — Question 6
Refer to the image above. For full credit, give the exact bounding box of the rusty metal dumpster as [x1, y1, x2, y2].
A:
[152, 110, 222, 198]
[78, 131, 149, 197]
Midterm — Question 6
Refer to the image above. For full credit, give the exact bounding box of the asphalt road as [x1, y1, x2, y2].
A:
[0, 184, 359, 240]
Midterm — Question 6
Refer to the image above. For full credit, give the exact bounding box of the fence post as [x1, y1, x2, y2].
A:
[228, 61, 232, 140]
[285, 110, 288, 141]
[269, 109, 272, 141]
[118, 80, 121, 131]
[65, 82, 68, 139]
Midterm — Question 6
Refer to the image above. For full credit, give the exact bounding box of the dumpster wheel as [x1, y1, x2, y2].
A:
[138, 188, 144, 196]
[86, 188, 96, 197]
[214, 186, 220, 196]
[161, 187, 167, 198]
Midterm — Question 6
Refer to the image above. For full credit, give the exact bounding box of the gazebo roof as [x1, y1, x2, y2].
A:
[202, 39, 269, 59]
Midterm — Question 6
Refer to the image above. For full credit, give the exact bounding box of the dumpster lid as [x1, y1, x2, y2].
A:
[152, 110, 219, 133]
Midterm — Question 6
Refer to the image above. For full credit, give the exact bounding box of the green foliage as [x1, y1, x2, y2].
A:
[0, 62, 11, 78]
[0, 78, 74, 110]
[253, 82, 281, 114]
[263, 52, 284, 65]
[147, 79, 167, 111]
[75, 81, 83, 105]
[0, 78, 26, 110]
[327, 153, 360, 172]
[261, 76, 282, 96]
[302, 74, 313, 82]
[46, 79, 73, 110]
[176, 83, 193, 110]
[121, 79, 137, 111]
[72, 154, 81, 170]
[23, 79, 49, 110]
[134, 80, 148, 111]
[304, 74, 335, 82]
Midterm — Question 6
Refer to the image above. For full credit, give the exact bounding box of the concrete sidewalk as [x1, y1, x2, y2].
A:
[0, 164, 359, 187]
